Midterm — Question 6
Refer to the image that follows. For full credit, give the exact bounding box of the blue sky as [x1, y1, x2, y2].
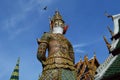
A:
[0, 0, 120, 80]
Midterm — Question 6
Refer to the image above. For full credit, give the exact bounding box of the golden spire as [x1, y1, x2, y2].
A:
[107, 26, 114, 37]
[10, 57, 20, 80]
[84, 54, 88, 61]
[103, 36, 111, 51]
[80, 56, 82, 62]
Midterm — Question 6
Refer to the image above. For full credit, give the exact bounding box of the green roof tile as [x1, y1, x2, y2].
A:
[103, 54, 120, 78]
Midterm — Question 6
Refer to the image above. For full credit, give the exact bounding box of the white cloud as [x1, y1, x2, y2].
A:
[73, 38, 102, 54]
[73, 43, 87, 54]
[9, 27, 30, 40]
[75, 49, 85, 53]
[73, 43, 87, 48]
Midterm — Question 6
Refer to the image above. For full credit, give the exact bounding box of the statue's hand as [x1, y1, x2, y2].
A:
[37, 42, 47, 66]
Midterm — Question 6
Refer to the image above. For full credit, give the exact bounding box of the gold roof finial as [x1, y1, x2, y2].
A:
[107, 26, 114, 37]
[84, 54, 88, 60]
[94, 52, 96, 57]
[80, 56, 82, 61]
[103, 36, 111, 51]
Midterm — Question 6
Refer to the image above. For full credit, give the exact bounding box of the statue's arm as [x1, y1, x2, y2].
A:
[37, 42, 47, 62]
[37, 33, 49, 64]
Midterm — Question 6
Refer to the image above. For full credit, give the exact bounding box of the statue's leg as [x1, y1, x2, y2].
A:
[39, 69, 76, 80]
[61, 69, 77, 80]
[39, 69, 59, 80]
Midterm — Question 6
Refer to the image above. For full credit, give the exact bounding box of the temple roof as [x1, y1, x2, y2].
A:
[75, 55, 99, 80]
[95, 54, 120, 80]
[101, 54, 120, 80]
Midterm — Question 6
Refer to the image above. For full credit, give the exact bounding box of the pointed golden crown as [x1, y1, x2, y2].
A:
[51, 11, 64, 22]
[49, 11, 68, 34]
[52, 11, 62, 21]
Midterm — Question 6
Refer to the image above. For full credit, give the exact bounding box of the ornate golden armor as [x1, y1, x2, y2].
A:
[37, 33, 75, 71]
